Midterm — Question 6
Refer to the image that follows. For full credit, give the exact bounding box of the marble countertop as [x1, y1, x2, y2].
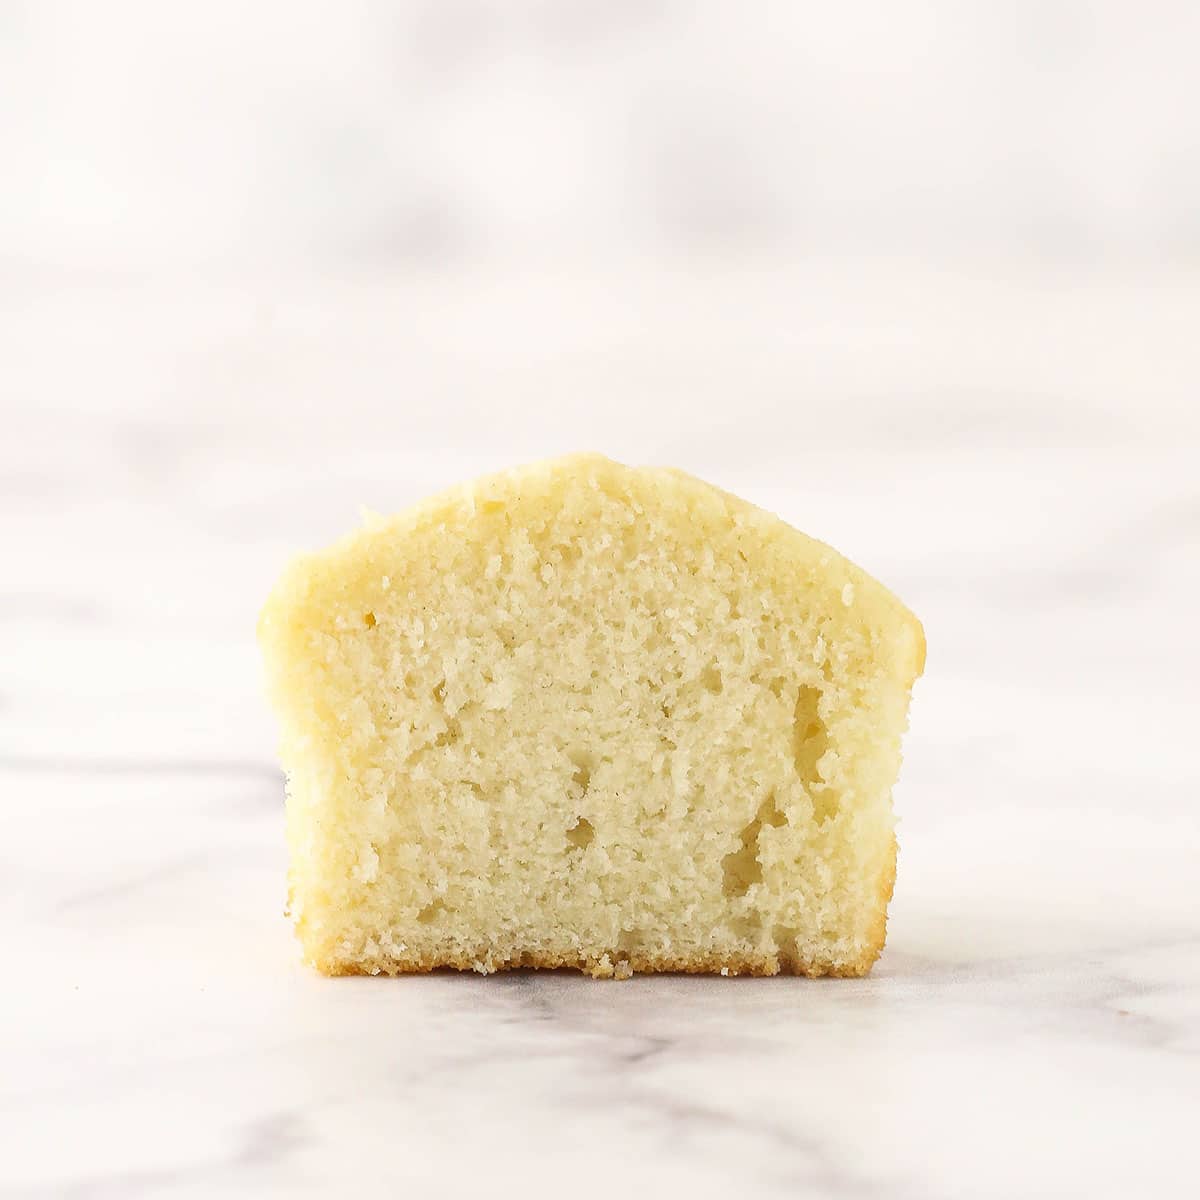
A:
[4, 261, 1198, 1198]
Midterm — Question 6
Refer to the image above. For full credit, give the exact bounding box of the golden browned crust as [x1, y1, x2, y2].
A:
[860, 831, 898, 969]
[316, 947, 877, 980]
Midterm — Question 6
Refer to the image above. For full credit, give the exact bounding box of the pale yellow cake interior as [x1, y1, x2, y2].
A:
[259, 454, 924, 978]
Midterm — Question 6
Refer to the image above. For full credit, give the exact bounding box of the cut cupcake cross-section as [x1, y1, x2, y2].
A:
[259, 454, 924, 978]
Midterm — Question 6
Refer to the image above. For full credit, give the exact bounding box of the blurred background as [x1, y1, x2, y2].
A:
[3, 0, 1197, 767]
[5, 1, 1200, 269]
[5, 4, 1200, 1194]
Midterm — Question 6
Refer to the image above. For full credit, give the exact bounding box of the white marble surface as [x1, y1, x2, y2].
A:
[3, 260, 1199, 1198]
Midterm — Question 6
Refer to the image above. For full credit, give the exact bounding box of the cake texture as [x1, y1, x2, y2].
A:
[259, 454, 924, 978]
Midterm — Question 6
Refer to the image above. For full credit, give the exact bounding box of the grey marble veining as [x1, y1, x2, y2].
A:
[3, 261, 1198, 1198]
